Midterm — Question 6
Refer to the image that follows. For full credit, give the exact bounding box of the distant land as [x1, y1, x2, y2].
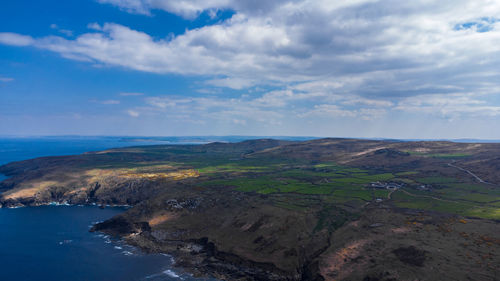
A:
[1, 137, 500, 280]
[3, 135, 500, 143]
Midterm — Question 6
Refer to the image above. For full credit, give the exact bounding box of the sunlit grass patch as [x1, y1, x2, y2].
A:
[257, 188, 278, 194]
[197, 163, 272, 173]
[373, 189, 391, 198]
[394, 178, 415, 184]
[466, 207, 500, 220]
[395, 171, 419, 176]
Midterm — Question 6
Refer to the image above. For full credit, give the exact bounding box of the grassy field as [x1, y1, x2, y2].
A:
[197, 158, 500, 219]
[199, 163, 396, 200]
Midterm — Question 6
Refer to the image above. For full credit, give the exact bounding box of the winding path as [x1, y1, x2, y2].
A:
[387, 189, 396, 199]
[447, 162, 493, 185]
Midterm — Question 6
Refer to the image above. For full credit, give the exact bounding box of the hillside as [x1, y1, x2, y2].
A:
[1, 138, 499, 280]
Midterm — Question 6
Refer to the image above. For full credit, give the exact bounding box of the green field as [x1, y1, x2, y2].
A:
[197, 159, 500, 220]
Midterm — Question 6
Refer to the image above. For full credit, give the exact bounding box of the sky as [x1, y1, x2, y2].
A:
[1, 0, 500, 139]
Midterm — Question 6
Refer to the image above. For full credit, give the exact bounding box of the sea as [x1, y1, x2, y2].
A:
[0, 136, 250, 281]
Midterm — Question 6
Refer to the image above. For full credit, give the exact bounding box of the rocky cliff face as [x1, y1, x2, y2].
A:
[89, 188, 331, 280]
[0, 175, 159, 208]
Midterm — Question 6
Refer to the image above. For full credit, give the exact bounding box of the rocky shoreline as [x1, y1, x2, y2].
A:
[91, 215, 325, 281]
[0, 200, 307, 280]
[0, 193, 327, 281]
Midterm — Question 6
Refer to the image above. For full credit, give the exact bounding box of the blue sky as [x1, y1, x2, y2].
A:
[1, 0, 500, 138]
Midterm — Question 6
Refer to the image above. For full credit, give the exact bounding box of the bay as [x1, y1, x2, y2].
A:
[0, 136, 220, 281]
[0, 205, 198, 281]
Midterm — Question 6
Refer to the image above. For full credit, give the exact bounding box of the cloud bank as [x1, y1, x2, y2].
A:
[2, 0, 500, 134]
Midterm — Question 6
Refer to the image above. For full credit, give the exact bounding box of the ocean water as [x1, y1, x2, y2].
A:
[0, 137, 221, 281]
[0, 136, 202, 166]
[0, 206, 200, 281]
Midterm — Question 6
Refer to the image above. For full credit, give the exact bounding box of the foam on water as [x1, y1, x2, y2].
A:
[145, 269, 183, 280]
[48, 201, 71, 206]
[7, 205, 22, 209]
[163, 270, 181, 278]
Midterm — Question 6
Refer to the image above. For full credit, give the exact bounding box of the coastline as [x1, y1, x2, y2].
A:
[0, 202, 229, 280]
[0, 137, 310, 280]
[0, 204, 183, 281]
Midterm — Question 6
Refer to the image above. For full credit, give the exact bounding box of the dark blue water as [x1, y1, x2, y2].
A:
[0, 136, 180, 166]
[0, 206, 199, 281]
[0, 137, 220, 281]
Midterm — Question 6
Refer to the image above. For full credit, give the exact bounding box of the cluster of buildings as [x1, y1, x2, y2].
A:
[370, 181, 404, 189]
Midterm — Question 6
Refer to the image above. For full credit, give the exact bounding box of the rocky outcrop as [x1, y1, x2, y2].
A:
[90, 216, 151, 236]
[87, 189, 335, 281]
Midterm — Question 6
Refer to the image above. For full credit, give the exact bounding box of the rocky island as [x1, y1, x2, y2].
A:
[1, 138, 500, 280]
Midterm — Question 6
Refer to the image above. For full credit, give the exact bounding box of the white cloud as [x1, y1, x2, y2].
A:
[342, 98, 393, 107]
[395, 93, 500, 118]
[97, 0, 296, 19]
[5, 1, 499, 95]
[101, 99, 121, 104]
[127, 110, 140, 117]
[302, 104, 357, 118]
[87, 23, 103, 31]
[50, 24, 74, 37]
[132, 88, 392, 128]
[232, 118, 246, 125]
[119, 92, 144, 96]
[206, 77, 255, 90]
[300, 104, 387, 120]
[98, 0, 153, 15]
[0, 33, 34, 46]
[146, 96, 192, 108]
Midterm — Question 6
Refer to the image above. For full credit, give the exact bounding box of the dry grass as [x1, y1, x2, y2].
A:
[119, 169, 199, 180]
[320, 239, 370, 280]
[149, 212, 177, 226]
[3, 180, 59, 199]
